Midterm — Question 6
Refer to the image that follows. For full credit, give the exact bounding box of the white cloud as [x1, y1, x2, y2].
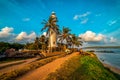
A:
[16, 32, 36, 41]
[81, 18, 88, 24]
[22, 18, 30, 22]
[28, 32, 36, 39]
[79, 31, 105, 42]
[73, 12, 91, 20]
[0, 26, 13, 38]
[79, 30, 119, 46]
[16, 32, 27, 40]
[103, 36, 117, 44]
[110, 37, 117, 43]
[0, 27, 16, 42]
[0, 27, 37, 43]
[73, 15, 79, 20]
[108, 20, 117, 26]
[73, 12, 91, 24]
[43, 32, 47, 36]
[79, 12, 91, 18]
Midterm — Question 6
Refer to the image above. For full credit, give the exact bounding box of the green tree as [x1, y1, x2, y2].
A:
[24, 42, 37, 50]
[0, 42, 10, 53]
[58, 27, 72, 51]
[0, 42, 24, 53]
[71, 34, 83, 51]
[34, 37, 40, 50]
[39, 35, 48, 52]
[10, 43, 24, 50]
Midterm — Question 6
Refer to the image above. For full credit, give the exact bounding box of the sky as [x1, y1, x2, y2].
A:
[0, 0, 120, 46]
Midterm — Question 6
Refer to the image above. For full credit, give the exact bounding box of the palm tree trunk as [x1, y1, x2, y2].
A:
[60, 38, 64, 52]
[72, 44, 74, 52]
[49, 31, 52, 53]
[60, 40, 62, 52]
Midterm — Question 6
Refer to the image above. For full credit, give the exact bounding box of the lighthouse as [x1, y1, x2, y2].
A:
[48, 12, 58, 51]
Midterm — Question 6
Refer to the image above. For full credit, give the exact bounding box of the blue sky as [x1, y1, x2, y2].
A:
[0, 0, 120, 46]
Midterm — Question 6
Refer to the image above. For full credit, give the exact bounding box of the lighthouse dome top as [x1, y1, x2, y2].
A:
[51, 11, 56, 18]
[51, 11, 55, 14]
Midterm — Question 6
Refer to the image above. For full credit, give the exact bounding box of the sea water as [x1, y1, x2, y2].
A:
[84, 48, 120, 69]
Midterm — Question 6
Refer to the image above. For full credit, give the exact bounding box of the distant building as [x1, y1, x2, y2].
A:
[5, 48, 16, 57]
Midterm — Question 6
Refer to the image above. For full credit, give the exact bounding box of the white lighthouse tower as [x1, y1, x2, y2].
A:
[48, 12, 57, 52]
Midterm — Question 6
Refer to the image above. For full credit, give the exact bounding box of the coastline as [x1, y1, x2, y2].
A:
[102, 63, 120, 75]
[93, 52, 120, 75]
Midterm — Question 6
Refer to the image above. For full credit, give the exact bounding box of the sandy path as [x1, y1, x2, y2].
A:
[0, 57, 39, 74]
[0, 60, 25, 67]
[0, 60, 25, 69]
[17, 52, 79, 80]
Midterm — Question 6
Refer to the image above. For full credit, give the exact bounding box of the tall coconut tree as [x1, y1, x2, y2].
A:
[41, 12, 60, 53]
[34, 37, 40, 50]
[71, 34, 83, 51]
[58, 27, 72, 51]
[39, 35, 48, 52]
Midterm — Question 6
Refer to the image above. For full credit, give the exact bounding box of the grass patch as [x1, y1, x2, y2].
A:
[46, 55, 119, 80]
[0, 54, 66, 80]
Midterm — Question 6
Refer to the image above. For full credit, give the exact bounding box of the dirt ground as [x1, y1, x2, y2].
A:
[17, 52, 79, 80]
[0, 58, 38, 74]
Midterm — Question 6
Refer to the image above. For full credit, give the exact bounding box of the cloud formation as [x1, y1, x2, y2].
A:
[16, 31, 36, 43]
[108, 20, 117, 26]
[79, 31, 105, 42]
[73, 12, 91, 24]
[0, 27, 36, 43]
[42, 32, 47, 36]
[73, 15, 79, 20]
[73, 12, 91, 20]
[80, 18, 88, 24]
[0, 26, 13, 38]
[110, 37, 117, 43]
[22, 18, 31, 22]
[79, 30, 119, 46]
[79, 12, 91, 18]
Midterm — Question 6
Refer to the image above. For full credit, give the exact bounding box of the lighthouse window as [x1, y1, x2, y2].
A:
[53, 42, 55, 44]
[51, 31, 53, 34]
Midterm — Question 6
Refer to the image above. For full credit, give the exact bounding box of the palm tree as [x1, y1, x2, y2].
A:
[34, 37, 40, 50]
[39, 35, 48, 52]
[41, 12, 60, 53]
[58, 27, 72, 51]
[71, 34, 83, 51]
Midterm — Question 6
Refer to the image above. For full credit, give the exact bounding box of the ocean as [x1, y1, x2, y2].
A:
[83, 48, 120, 69]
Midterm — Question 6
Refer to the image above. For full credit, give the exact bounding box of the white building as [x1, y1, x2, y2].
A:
[48, 12, 57, 50]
